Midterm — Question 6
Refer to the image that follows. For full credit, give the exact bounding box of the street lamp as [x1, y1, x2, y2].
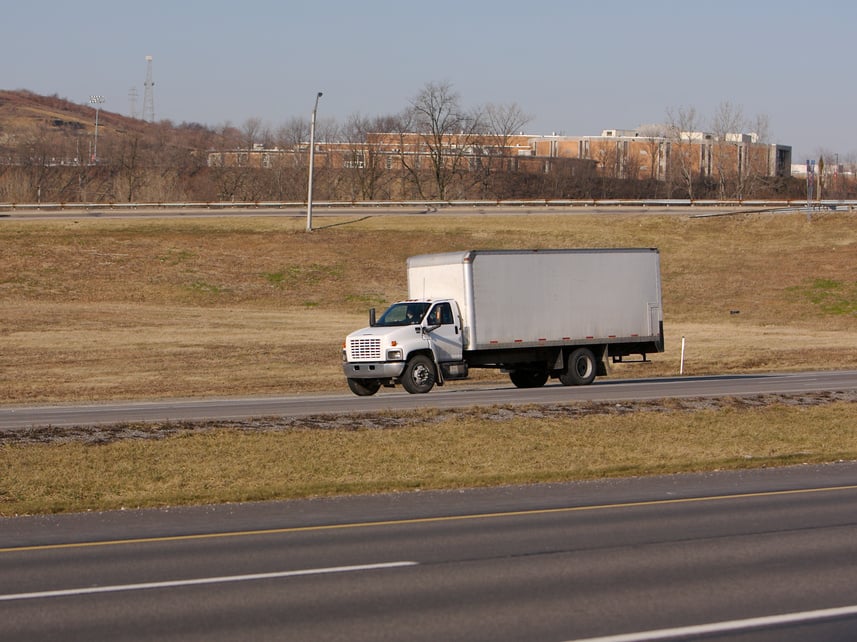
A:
[89, 95, 105, 164]
[306, 91, 323, 232]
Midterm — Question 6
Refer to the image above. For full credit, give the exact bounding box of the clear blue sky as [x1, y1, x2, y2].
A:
[5, 0, 855, 161]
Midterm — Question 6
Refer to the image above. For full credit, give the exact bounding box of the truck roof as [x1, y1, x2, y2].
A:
[407, 248, 659, 268]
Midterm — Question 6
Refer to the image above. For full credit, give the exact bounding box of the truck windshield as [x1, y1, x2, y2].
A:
[376, 302, 430, 326]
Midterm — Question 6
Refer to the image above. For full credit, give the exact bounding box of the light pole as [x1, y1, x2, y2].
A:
[306, 91, 323, 232]
[89, 95, 105, 164]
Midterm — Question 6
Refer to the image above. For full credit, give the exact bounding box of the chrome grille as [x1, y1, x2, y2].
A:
[349, 338, 381, 360]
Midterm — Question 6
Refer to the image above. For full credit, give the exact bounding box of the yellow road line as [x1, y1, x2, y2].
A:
[3, 484, 856, 554]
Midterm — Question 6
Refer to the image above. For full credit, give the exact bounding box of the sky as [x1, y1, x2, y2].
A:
[4, 0, 855, 162]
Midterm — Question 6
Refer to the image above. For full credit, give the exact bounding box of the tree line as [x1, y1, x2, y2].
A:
[0, 84, 848, 204]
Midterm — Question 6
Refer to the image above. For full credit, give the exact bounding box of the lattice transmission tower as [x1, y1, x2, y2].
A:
[142, 55, 155, 122]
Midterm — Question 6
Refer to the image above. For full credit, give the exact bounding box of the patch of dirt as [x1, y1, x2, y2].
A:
[3, 391, 856, 446]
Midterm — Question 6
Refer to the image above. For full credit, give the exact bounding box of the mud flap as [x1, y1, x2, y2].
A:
[433, 353, 445, 386]
[597, 345, 610, 376]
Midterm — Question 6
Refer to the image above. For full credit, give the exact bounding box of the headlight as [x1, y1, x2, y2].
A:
[341, 348, 348, 362]
[386, 349, 403, 361]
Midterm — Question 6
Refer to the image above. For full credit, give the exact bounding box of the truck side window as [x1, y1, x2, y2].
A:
[438, 303, 453, 325]
[427, 306, 441, 325]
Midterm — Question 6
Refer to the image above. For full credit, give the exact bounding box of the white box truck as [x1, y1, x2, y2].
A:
[342, 249, 664, 395]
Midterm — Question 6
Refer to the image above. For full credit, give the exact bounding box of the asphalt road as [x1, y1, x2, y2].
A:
[2, 370, 856, 430]
[3, 463, 857, 641]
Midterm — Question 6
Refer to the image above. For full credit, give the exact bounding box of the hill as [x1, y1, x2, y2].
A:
[0, 89, 233, 203]
[0, 89, 153, 142]
[0, 88, 228, 151]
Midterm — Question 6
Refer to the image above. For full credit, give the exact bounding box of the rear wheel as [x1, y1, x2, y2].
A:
[347, 378, 382, 396]
[509, 368, 549, 388]
[401, 355, 436, 394]
[559, 348, 597, 386]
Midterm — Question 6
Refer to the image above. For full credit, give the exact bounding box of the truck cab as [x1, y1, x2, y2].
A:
[342, 299, 466, 396]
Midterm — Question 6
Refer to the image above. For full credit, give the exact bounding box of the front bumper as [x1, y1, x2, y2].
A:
[343, 361, 406, 379]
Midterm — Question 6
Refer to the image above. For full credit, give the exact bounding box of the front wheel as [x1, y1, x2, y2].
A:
[559, 348, 597, 386]
[400, 355, 436, 394]
[347, 378, 381, 396]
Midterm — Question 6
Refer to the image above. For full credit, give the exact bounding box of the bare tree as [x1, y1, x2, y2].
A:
[13, 128, 76, 202]
[403, 81, 483, 200]
[478, 102, 532, 197]
[709, 104, 774, 199]
[274, 117, 308, 151]
[208, 121, 256, 202]
[240, 117, 274, 150]
[342, 113, 401, 200]
[307, 116, 339, 199]
[742, 113, 775, 198]
[636, 124, 667, 188]
[314, 116, 339, 145]
[750, 113, 770, 144]
[665, 105, 701, 199]
[107, 136, 148, 201]
[242, 117, 262, 149]
[709, 101, 745, 199]
[262, 117, 310, 200]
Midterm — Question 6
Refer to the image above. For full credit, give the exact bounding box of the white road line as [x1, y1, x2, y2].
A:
[568, 604, 857, 641]
[0, 561, 417, 602]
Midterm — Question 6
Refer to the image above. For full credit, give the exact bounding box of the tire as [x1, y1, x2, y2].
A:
[400, 355, 436, 394]
[347, 378, 381, 396]
[560, 348, 597, 386]
[509, 368, 549, 388]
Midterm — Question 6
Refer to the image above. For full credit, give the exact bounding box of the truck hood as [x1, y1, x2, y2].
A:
[346, 324, 421, 343]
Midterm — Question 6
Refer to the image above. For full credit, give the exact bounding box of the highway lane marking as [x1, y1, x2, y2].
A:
[0, 561, 418, 602]
[3, 484, 857, 554]
[566, 603, 857, 641]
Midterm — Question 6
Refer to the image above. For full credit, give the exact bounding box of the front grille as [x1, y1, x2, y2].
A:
[349, 338, 381, 360]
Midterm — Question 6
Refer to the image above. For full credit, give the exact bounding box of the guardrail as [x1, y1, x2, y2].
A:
[2, 199, 857, 212]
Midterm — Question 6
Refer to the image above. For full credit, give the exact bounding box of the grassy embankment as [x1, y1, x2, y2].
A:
[1, 210, 856, 515]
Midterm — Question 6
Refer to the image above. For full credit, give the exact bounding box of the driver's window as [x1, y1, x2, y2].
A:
[429, 303, 452, 326]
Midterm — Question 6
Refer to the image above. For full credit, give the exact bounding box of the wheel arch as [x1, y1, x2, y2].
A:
[401, 348, 444, 385]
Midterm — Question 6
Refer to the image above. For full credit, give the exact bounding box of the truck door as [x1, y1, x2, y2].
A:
[426, 302, 463, 363]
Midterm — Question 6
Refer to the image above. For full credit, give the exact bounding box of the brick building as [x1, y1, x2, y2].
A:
[208, 128, 791, 183]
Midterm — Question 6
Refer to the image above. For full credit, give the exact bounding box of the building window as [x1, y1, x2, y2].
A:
[344, 151, 365, 169]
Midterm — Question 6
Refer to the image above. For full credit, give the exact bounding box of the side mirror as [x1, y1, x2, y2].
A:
[369, 308, 376, 327]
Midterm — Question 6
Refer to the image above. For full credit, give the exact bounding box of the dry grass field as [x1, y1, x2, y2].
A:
[4, 398, 857, 515]
[2, 209, 856, 515]
[2, 210, 856, 402]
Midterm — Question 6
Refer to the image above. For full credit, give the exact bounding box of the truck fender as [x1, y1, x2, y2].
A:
[400, 352, 438, 394]
[417, 329, 446, 386]
[556, 345, 609, 377]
